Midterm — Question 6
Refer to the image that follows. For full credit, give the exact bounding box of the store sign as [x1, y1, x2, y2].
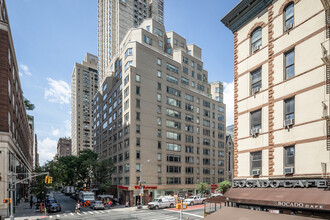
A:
[118, 185, 128, 190]
[277, 201, 324, 210]
[232, 179, 328, 188]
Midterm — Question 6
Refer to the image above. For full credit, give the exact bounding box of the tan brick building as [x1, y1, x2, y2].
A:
[57, 137, 72, 158]
[71, 53, 98, 155]
[93, 18, 227, 205]
[221, 0, 330, 217]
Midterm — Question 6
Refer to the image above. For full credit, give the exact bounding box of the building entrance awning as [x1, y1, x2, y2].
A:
[204, 207, 320, 220]
[225, 188, 330, 211]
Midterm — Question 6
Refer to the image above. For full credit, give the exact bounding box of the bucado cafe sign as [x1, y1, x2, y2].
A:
[232, 179, 329, 188]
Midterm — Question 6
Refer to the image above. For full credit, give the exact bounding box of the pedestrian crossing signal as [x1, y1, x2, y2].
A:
[3, 198, 11, 204]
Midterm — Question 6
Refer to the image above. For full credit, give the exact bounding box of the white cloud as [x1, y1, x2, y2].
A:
[52, 129, 60, 136]
[223, 81, 234, 126]
[38, 137, 57, 165]
[19, 64, 32, 76]
[44, 78, 71, 104]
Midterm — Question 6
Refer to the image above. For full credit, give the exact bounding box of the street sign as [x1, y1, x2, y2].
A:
[141, 181, 146, 184]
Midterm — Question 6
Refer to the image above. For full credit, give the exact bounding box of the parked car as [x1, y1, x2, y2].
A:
[148, 197, 176, 209]
[184, 196, 205, 206]
[47, 203, 61, 213]
[91, 201, 105, 210]
[46, 198, 57, 207]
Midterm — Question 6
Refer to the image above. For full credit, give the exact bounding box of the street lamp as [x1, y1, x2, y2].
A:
[139, 159, 150, 207]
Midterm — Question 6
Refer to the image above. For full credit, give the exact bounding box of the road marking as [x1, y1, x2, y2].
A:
[164, 209, 203, 218]
[77, 212, 81, 215]
[88, 211, 93, 214]
[57, 215, 60, 217]
[70, 213, 74, 215]
[49, 216, 52, 219]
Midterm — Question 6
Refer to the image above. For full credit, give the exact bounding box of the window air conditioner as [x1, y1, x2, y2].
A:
[251, 128, 261, 137]
[252, 169, 260, 176]
[285, 23, 293, 31]
[284, 167, 294, 174]
[252, 87, 261, 95]
[252, 44, 261, 53]
[283, 118, 294, 127]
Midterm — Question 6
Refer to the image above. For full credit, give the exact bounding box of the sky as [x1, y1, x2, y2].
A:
[6, 0, 240, 165]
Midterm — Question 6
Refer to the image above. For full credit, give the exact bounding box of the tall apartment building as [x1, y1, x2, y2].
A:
[221, 0, 330, 217]
[98, 0, 164, 80]
[93, 18, 227, 206]
[0, 0, 33, 216]
[210, 81, 224, 103]
[57, 137, 72, 158]
[71, 53, 98, 155]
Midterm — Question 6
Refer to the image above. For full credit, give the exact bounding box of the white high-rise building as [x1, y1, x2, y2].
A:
[71, 53, 98, 155]
[98, 0, 164, 81]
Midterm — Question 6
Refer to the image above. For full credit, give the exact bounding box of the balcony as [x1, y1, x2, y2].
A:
[321, 39, 330, 65]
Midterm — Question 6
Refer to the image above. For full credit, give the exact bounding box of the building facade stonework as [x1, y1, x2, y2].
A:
[57, 137, 72, 158]
[94, 18, 227, 205]
[71, 53, 98, 155]
[222, 0, 330, 217]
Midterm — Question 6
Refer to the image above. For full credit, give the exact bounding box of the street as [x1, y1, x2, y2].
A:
[44, 192, 204, 220]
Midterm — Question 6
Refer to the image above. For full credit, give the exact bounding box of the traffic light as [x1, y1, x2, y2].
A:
[48, 177, 53, 184]
[3, 198, 11, 204]
[44, 175, 49, 183]
[138, 181, 141, 188]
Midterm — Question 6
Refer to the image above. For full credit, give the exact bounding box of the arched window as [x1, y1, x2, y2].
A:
[251, 27, 262, 53]
[284, 3, 294, 31]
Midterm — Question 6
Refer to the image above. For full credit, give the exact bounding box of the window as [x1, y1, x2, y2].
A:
[185, 146, 194, 153]
[251, 151, 262, 175]
[158, 129, 162, 137]
[158, 153, 162, 161]
[166, 108, 181, 119]
[136, 74, 141, 82]
[167, 177, 181, 184]
[284, 146, 295, 167]
[154, 27, 163, 37]
[166, 75, 178, 84]
[157, 93, 162, 102]
[183, 67, 188, 74]
[284, 97, 295, 120]
[167, 97, 181, 108]
[167, 48, 172, 54]
[157, 82, 161, 90]
[167, 38, 171, 44]
[251, 109, 261, 130]
[136, 125, 140, 133]
[167, 166, 181, 173]
[157, 58, 162, 66]
[159, 40, 163, 47]
[167, 86, 181, 97]
[125, 61, 133, 71]
[284, 3, 294, 30]
[124, 87, 129, 98]
[146, 26, 150, 31]
[166, 131, 181, 140]
[157, 117, 162, 125]
[136, 86, 140, 95]
[144, 35, 152, 45]
[285, 49, 294, 79]
[157, 70, 162, 78]
[125, 48, 132, 59]
[182, 56, 188, 64]
[157, 105, 161, 114]
[185, 94, 194, 102]
[166, 143, 181, 151]
[186, 178, 194, 184]
[136, 99, 140, 108]
[251, 68, 262, 93]
[166, 63, 178, 73]
[181, 77, 189, 85]
[136, 112, 140, 120]
[166, 120, 181, 129]
[136, 151, 140, 159]
[251, 27, 262, 53]
[158, 141, 161, 149]
[158, 165, 161, 173]
[136, 164, 141, 171]
[167, 155, 181, 162]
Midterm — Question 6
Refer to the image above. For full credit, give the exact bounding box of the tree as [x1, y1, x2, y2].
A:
[217, 180, 232, 194]
[196, 182, 208, 195]
[93, 157, 115, 193]
[75, 150, 98, 188]
[24, 98, 35, 120]
[30, 167, 47, 202]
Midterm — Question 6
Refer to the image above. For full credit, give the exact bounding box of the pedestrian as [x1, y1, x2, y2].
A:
[76, 202, 80, 213]
[30, 196, 33, 209]
[108, 200, 112, 209]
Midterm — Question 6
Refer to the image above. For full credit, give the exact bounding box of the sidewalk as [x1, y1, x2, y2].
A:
[4, 200, 46, 220]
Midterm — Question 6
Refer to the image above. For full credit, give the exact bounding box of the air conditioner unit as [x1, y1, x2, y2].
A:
[252, 87, 261, 95]
[252, 169, 260, 176]
[283, 118, 294, 127]
[285, 23, 294, 31]
[251, 128, 261, 136]
[284, 167, 294, 174]
[252, 44, 261, 53]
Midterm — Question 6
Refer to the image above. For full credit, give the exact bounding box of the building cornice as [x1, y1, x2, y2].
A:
[221, 0, 273, 33]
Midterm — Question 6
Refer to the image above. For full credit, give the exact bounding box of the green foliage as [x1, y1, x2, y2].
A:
[44, 150, 114, 191]
[24, 97, 35, 120]
[30, 167, 47, 201]
[217, 180, 232, 193]
[196, 182, 208, 195]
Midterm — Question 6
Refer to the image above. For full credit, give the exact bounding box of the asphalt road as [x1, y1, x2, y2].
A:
[44, 192, 204, 220]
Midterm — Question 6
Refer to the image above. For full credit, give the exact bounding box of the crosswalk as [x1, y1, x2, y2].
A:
[47, 209, 182, 220]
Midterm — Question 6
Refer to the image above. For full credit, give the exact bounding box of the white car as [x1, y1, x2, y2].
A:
[91, 201, 105, 210]
[184, 196, 205, 206]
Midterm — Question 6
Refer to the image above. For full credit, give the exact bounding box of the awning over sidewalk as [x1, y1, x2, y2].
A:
[203, 207, 320, 220]
[225, 188, 330, 211]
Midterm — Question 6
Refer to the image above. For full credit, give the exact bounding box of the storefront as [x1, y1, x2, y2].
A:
[223, 179, 330, 219]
